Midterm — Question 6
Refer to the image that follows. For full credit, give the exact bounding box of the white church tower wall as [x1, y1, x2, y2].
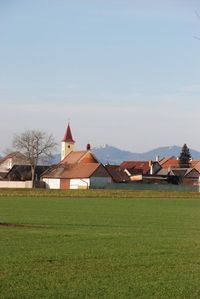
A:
[61, 123, 75, 160]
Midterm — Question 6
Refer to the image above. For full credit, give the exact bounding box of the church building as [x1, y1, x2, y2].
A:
[61, 123, 75, 160]
[41, 124, 112, 189]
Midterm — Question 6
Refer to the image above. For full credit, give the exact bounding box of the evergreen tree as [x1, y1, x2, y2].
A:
[179, 144, 191, 168]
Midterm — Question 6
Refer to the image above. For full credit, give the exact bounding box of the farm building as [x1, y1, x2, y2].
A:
[105, 165, 130, 183]
[0, 152, 29, 179]
[41, 124, 112, 189]
[120, 160, 161, 176]
[41, 160, 112, 189]
[5, 165, 49, 182]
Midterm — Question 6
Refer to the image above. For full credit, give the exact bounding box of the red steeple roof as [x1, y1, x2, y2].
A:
[62, 123, 75, 143]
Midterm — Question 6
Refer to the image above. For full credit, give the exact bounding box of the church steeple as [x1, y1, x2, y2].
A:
[62, 123, 75, 143]
[61, 123, 75, 160]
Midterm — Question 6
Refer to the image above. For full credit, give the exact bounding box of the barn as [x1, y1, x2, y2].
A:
[41, 124, 112, 189]
[42, 158, 112, 189]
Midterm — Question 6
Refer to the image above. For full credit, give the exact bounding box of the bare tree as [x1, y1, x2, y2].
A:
[13, 130, 57, 188]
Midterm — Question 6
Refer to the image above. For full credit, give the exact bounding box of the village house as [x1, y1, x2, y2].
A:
[154, 156, 200, 186]
[158, 156, 180, 169]
[41, 124, 112, 189]
[105, 164, 130, 183]
[1, 125, 200, 189]
[5, 165, 49, 183]
[0, 152, 30, 179]
[119, 160, 161, 182]
[106, 155, 200, 186]
[0, 151, 50, 188]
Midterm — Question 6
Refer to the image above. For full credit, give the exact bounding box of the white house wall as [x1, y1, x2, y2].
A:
[0, 158, 12, 173]
[0, 181, 32, 188]
[43, 178, 60, 189]
[43, 176, 111, 190]
[70, 178, 90, 189]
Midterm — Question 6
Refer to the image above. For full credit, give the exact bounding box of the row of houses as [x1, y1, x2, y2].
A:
[106, 157, 200, 186]
[0, 124, 200, 189]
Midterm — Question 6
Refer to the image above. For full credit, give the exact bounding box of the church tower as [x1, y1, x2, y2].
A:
[61, 123, 75, 160]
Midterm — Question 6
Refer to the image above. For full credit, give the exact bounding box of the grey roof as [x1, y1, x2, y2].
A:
[5, 165, 49, 181]
[156, 169, 170, 176]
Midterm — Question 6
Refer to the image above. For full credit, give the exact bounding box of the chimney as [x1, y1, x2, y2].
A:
[156, 155, 160, 162]
[86, 143, 91, 151]
[149, 160, 153, 175]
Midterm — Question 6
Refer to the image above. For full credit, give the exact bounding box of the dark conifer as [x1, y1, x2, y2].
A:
[179, 144, 191, 168]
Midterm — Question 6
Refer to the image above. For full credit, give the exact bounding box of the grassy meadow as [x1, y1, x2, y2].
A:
[1, 189, 200, 298]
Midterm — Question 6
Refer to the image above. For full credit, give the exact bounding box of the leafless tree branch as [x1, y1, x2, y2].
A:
[13, 130, 57, 187]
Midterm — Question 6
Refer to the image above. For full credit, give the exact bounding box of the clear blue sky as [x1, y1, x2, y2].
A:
[1, 0, 200, 153]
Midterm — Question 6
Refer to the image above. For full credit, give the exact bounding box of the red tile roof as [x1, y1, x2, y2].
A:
[42, 163, 101, 179]
[159, 156, 176, 165]
[193, 161, 200, 173]
[190, 160, 200, 168]
[62, 124, 75, 143]
[60, 150, 99, 164]
[159, 157, 200, 170]
[159, 157, 180, 169]
[61, 151, 86, 164]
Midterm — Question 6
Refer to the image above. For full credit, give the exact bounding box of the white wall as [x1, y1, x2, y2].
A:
[0, 158, 12, 173]
[70, 177, 112, 189]
[43, 176, 111, 189]
[70, 178, 90, 189]
[0, 181, 32, 188]
[43, 178, 60, 189]
[61, 141, 74, 160]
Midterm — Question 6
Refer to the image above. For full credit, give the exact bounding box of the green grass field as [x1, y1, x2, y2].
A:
[1, 189, 200, 298]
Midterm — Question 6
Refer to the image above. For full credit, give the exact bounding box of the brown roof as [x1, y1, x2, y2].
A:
[120, 161, 151, 175]
[193, 161, 200, 173]
[60, 150, 99, 164]
[60, 151, 87, 164]
[159, 157, 200, 170]
[105, 165, 130, 183]
[159, 158, 180, 169]
[61, 151, 87, 164]
[42, 163, 101, 179]
[159, 156, 177, 165]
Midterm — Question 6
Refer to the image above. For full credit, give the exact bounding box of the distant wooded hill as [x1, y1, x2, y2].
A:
[92, 145, 200, 165]
[44, 144, 200, 165]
